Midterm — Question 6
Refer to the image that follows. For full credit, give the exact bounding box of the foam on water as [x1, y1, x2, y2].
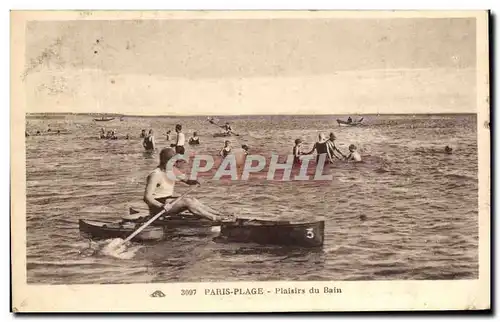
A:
[99, 239, 144, 260]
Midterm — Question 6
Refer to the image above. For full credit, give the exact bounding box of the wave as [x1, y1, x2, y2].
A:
[436, 169, 477, 181]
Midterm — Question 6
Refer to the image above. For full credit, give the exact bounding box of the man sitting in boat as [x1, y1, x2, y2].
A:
[347, 117, 353, 124]
[188, 132, 200, 145]
[143, 129, 156, 151]
[222, 122, 233, 135]
[143, 148, 231, 222]
[345, 144, 362, 162]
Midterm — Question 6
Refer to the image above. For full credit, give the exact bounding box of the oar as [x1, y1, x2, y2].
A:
[120, 186, 197, 245]
[207, 118, 240, 136]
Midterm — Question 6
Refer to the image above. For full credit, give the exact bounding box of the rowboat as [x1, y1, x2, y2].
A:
[80, 210, 325, 247]
[79, 219, 165, 242]
[337, 118, 364, 127]
[216, 218, 325, 248]
[93, 117, 115, 122]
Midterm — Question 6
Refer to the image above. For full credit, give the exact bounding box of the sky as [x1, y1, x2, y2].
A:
[23, 17, 478, 115]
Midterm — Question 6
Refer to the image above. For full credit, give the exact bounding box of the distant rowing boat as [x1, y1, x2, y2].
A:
[93, 117, 115, 122]
[337, 118, 364, 127]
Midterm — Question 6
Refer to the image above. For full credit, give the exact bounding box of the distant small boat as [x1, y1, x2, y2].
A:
[94, 117, 115, 122]
[30, 130, 71, 136]
[337, 117, 364, 127]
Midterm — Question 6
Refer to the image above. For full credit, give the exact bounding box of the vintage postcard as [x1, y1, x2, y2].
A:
[11, 10, 490, 312]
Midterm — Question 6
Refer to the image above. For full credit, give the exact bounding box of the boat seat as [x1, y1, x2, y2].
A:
[129, 204, 149, 215]
[123, 205, 196, 221]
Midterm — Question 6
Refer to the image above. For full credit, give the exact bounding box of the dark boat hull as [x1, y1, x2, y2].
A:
[81, 211, 325, 247]
[217, 218, 325, 248]
[337, 119, 363, 127]
[79, 219, 164, 242]
[94, 118, 115, 122]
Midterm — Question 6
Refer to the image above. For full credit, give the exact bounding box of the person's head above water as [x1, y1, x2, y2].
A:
[224, 140, 231, 147]
[158, 148, 177, 167]
[175, 124, 182, 132]
[349, 144, 357, 152]
[149, 129, 153, 134]
[193, 131, 197, 136]
[241, 144, 249, 151]
[329, 132, 336, 140]
[318, 133, 326, 141]
[445, 146, 453, 153]
[295, 138, 302, 145]
[141, 129, 146, 133]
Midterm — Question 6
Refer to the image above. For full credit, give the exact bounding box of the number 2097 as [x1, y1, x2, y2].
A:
[181, 289, 197, 296]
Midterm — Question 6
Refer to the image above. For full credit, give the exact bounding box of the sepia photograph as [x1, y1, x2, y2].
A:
[11, 10, 490, 312]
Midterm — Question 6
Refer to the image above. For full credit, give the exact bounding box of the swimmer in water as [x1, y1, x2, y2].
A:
[345, 144, 362, 162]
[293, 139, 304, 165]
[143, 129, 156, 151]
[173, 124, 186, 155]
[445, 146, 453, 154]
[219, 140, 232, 158]
[326, 132, 346, 161]
[305, 133, 332, 164]
[241, 144, 249, 155]
[188, 132, 200, 145]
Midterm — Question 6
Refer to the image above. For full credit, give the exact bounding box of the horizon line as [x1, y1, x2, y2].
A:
[26, 112, 477, 117]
